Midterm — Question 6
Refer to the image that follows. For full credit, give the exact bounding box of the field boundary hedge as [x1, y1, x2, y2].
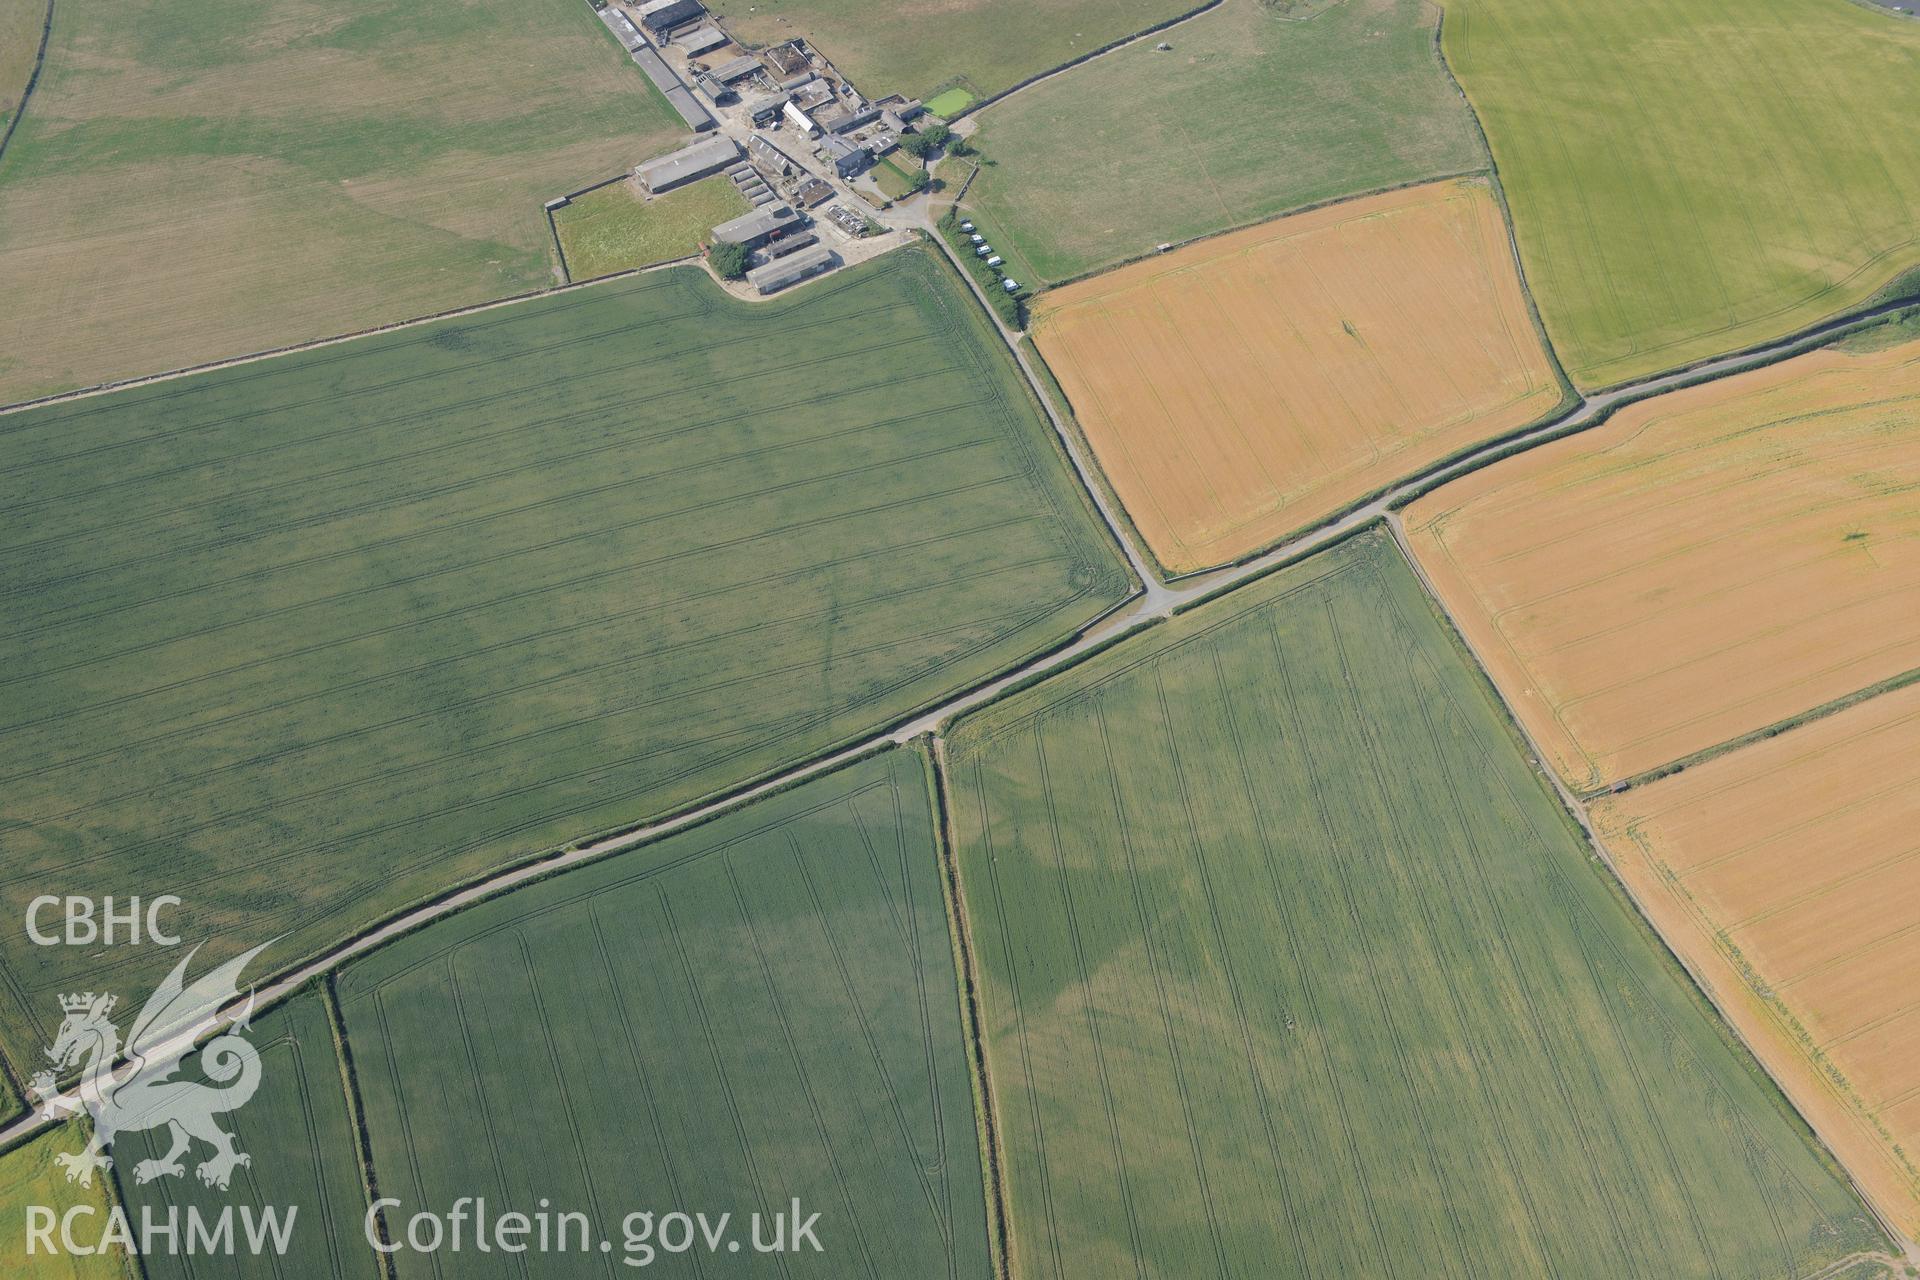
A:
[1427, 7, 1576, 397]
[544, 169, 634, 284]
[1596, 665, 1920, 800]
[0, 0, 54, 175]
[323, 976, 399, 1279]
[1018, 167, 1489, 294]
[1387, 294, 1920, 515]
[937, 211, 1026, 328]
[0, 261, 687, 418]
[926, 739, 1014, 1280]
[914, 232, 1153, 593]
[1578, 268, 1920, 399]
[946, 0, 1226, 122]
[1018, 343, 1177, 580]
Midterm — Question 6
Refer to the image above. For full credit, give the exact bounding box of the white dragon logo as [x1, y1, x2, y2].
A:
[27, 942, 271, 1191]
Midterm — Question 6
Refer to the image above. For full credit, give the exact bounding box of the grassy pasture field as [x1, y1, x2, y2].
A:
[1594, 681, 1920, 1239]
[707, 0, 1196, 103]
[111, 991, 381, 1279]
[870, 156, 921, 202]
[944, 530, 1888, 1279]
[1442, 0, 1920, 389]
[1404, 335, 1920, 792]
[0, 0, 688, 403]
[3, 1122, 130, 1278]
[337, 747, 991, 1278]
[0, 0, 46, 134]
[961, 0, 1484, 284]
[552, 175, 750, 281]
[1033, 179, 1564, 573]
[0, 248, 1131, 1096]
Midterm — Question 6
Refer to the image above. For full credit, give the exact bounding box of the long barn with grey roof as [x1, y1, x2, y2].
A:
[709, 54, 762, 84]
[711, 203, 804, 248]
[629, 44, 715, 131]
[678, 24, 728, 55]
[596, 7, 646, 52]
[637, 0, 705, 32]
[746, 244, 838, 294]
[636, 136, 741, 192]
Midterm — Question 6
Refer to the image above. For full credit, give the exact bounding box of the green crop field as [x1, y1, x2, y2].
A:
[336, 747, 991, 1278]
[944, 530, 1888, 1278]
[0, 0, 687, 403]
[962, 0, 1484, 283]
[0, 247, 1131, 1091]
[708, 0, 1195, 102]
[1443, 0, 1920, 389]
[112, 991, 379, 1280]
[553, 176, 749, 281]
[3, 1122, 129, 1278]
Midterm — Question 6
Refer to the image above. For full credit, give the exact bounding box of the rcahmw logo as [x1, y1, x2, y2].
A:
[23, 940, 299, 1260]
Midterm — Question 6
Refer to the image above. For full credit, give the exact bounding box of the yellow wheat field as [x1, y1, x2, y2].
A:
[1405, 337, 1920, 790]
[1032, 179, 1563, 574]
[1592, 681, 1920, 1237]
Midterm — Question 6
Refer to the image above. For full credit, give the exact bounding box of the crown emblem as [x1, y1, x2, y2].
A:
[60, 991, 115, 1016]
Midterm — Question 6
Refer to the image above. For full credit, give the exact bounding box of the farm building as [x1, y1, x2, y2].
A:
[630, 43, 715, 130]
[678, 24, 728, 55]
[747, 244, 839, 294]
[709, 55, 761, 84]
[790, 79, 836, 113]
[759, 230, 819, 261]
[595, 7, 646, 52]
[637, 0, 704, 32]
[664, 86, 715, 130]
[827, 104, 883, 135]
[744, 94, 787, 126]
[636, 136, 741, 193]
[793, 177, 835, 208]
[783, 101, 818, 135]
[748, 133, 795, 176]
[820, 135, 870, 178]
[764, 42, 810, 77]
[711, 203, 805, 249]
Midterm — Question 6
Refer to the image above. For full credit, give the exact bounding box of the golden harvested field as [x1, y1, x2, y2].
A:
[1032, 179, 1562, 574]
[1405, 337, 1920, 791]
[1592, 681, 1920, 1237]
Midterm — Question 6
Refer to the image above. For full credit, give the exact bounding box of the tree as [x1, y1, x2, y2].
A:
[907, 168, 931, 194]
[919, 122, 952, 149]
[897, 132, 934, 160]
[708, 240, 749, 280]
